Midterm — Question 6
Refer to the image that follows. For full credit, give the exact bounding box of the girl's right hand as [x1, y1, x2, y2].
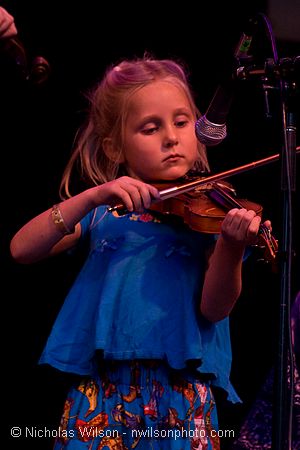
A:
[90, 176, 161, 212]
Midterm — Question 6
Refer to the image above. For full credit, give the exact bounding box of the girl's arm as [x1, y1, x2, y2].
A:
[10, 189, 94, 264]
[201, 208, 263, 322]
[10, 177, 160, 264]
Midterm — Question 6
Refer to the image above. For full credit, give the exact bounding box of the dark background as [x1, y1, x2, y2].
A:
[2, 1, 299, 448]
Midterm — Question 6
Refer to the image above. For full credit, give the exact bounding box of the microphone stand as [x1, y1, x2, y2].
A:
[272, 76, 297, 450]
[237, 13, 298, 447]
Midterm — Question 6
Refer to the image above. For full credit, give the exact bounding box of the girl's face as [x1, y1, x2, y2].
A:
[122, 80, 199, 182]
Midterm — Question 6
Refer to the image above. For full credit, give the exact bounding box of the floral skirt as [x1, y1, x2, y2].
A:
[53, 360, 220, 450]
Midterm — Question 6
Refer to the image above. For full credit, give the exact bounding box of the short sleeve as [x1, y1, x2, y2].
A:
[79, 206, 108, 240]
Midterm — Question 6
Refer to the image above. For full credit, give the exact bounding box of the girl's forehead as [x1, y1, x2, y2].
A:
[127, 80, 192, 114]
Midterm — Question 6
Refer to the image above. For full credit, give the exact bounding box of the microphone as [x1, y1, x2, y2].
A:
[195, 18, 256, 146]
[195, 81, 233, 146]
[30, 56, 51, 85]
[1, 36, 50, 84]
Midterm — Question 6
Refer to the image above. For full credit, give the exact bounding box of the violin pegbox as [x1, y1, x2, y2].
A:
[253, 223, 279, 271]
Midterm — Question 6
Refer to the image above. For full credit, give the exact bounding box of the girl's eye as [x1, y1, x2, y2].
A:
[142, 126, 158, 135]
[175, 119, 188, 128]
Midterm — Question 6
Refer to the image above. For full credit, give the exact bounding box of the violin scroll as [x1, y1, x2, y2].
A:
[254, 223, 279, 267]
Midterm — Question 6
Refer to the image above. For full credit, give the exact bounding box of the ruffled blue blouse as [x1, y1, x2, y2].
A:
[39, 206, 240, 402]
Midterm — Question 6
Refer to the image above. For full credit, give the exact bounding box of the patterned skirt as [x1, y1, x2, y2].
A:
[53, 359, 220, 449]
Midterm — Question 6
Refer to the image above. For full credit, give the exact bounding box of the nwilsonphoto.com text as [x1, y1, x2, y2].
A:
[10, 425, 235, 440]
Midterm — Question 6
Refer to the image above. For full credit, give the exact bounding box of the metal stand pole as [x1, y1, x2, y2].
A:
[272, 81, 297, 450]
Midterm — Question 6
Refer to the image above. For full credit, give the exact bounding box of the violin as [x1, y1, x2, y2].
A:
[150, 179, 278, 263]
[108, 147, 300, 262]
[110, 176, 278, 263]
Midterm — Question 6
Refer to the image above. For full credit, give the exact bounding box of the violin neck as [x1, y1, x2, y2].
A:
[208, 182, 263, 229]
[208, 183, 278, 261]
[207, 183, 242, 210]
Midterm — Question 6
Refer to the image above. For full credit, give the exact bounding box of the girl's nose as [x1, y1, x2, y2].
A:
[163, 126, 179, 148]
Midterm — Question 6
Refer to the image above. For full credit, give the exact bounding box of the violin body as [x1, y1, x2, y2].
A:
[109, 176, 277, 263]
[151, 181, 263, 234]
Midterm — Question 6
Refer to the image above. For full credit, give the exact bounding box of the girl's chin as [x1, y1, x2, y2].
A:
[161, 168, 191, 180]
[141, 166, 194, 182]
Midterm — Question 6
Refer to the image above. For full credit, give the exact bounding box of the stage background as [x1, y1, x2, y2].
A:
[2, 1, 299, 448]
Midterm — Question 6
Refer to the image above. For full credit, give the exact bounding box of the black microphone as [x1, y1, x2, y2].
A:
[30, 55, 51, 85]
[0, 36, 50, 84]
[195, 19, 256, 146]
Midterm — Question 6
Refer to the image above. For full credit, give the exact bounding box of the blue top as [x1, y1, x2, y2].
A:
[39, 206, 240, 402]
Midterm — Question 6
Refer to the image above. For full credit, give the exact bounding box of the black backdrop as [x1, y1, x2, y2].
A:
[2, 1, 299, 449]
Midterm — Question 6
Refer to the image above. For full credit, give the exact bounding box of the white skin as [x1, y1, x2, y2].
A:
[0, 7, 17, 39]
[122, 80, 199, 182]
[10, 79, 270, 322]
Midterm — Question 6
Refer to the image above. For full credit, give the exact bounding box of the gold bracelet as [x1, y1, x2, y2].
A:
[51, 204, 75, 235]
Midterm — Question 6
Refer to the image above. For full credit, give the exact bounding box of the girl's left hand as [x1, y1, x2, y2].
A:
[221, 208, 263, 247]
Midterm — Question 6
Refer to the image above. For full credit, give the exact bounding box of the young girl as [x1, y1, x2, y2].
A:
[10, 56, 265, 449]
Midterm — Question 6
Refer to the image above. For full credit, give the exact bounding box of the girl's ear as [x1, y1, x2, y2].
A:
[103, 137, 125, 163]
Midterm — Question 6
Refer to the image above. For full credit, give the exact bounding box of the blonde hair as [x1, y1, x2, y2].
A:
[60, 56, 209, 198]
